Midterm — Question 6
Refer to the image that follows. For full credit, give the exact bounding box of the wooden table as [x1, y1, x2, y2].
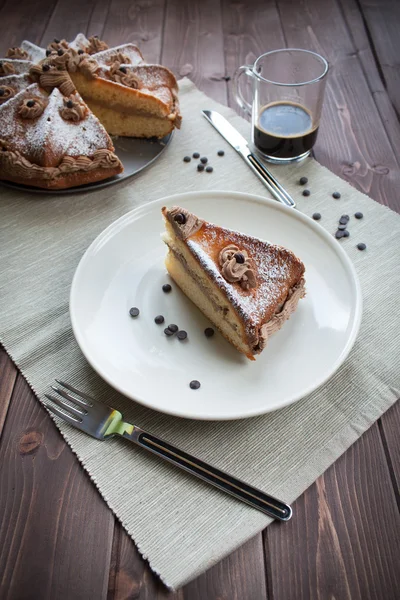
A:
[1, 1, 399, 598]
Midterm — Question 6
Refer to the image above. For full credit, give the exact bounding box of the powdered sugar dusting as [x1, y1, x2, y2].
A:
[20, 40, 46, 62]
[0, 60, 32, 75]
[94, 44, 144, 66]
[0, 74, 31, 97]
[187, 222, 304, 331]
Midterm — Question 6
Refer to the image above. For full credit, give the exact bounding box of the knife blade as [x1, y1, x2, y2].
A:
[202, 110, 296, 208]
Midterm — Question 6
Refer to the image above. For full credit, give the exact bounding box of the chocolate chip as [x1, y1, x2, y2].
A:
[234, 252, 245, 264]
[357, 243, 366, 251]
[164, 327, 174, 336]
[119, 66, 127, 73]
[183, 156, 191, 162]
[57, 49, 64, 56]
[335, 230, 344, 239]
[162, 283, 172, 293]
[192, 152, 200, 158]
[46, 49, 51, 57]
[332, 192, 341, 199]
[177, 330, 187, 340]
[190, 380, 201, 390]
[341, 214, 350, 221]
[66, 100, 74, 108]
[0, 89, 4, 96]
[204, 327, 215, 338]
[54, 38, 60, 43]
[339, 217, 348, 225]
[312, 213, 321, 220]
[302, 189, 310, 197]
[197, 164, 204, 172]
[26, 100, 35, 107]
[343, 230, 350, 237]
[42, 64, 50, 72]
[355, 212, 363, 219]
[200, 157, 208, 164]
[299, 176, 308, 185]
[129, 307, 139, 317]
[205, 166, 213, 173]
[218, 150, 225, 156]
[338, 223, 347, 230]
[154, 315, 164, 324]
[174, 212, 186, 225]
[78, 49, 84, 55]
[167, 324, 178, 333]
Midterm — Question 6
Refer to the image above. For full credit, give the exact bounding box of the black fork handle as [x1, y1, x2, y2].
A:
[128, 428, 292, 521]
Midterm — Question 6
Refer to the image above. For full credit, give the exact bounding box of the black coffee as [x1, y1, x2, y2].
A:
[254, 102, 318, 159]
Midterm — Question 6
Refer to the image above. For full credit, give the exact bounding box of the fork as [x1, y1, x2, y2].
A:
[45, 380, 292, 521]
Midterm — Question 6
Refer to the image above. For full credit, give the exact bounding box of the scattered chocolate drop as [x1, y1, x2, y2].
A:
[183, 156, 191, 162]
[338, 223, 347, 230]
[357, 243, 366, 251]
[335, 230, 344, 239]
[167, 324, 178, 333]
[162, 283, 172, 293]
[205, 166, 213, 173]
[341, 214, 350, 221]
[164, 327, 174, 337]
[312, 213, 321, 220]
[177, 330, 188, 340]
[129, 307, 140, 317]
[234, 252, 245, 263]
[302, 189, 311, 197]
[204, 327, 215, 338]
[154, 315, 164, 324]
[332, 192, 341, 199]
[174, 212, 186, 224]
[190, 380, 201, 390]
[218, 150, 225, 156]
[26, 100, 35, 107]
[343, 230, 350, 237]
[339, 217, 349, 225]
[355, 212, 363, 219]
[197, 164, 204, 172]
[299, 176, 308, 185]
[192, 152, 200, 158]
[200, 157, 208, 164]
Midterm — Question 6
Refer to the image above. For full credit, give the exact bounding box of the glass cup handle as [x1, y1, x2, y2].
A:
[233, 65, 253, 116]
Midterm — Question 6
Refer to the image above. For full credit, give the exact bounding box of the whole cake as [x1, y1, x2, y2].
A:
[162, 206, 306, 360]
[0, 34, 181, 189]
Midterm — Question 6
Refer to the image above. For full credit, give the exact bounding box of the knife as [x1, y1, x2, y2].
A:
[202, 110, 296, 208]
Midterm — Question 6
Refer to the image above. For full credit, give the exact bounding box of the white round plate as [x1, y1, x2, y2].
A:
[70, 191, 362, 420]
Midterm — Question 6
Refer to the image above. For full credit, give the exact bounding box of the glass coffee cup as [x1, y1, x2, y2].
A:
[233, 49, 329, 163]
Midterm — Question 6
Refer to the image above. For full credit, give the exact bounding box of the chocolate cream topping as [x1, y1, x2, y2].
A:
[59, 95, 88, 121]
[165, 206, 204, 239]
[6, 47, 29, 60]
[0, 61, 16, 76]
[85, 36, 109, 54]
[0, 86, 15, 105]
[18, 97, 46, 119]
[108, 63, 140, 88]
[218, 244, 256, 290]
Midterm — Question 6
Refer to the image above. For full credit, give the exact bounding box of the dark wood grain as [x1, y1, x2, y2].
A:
[357, 0, 400, 117]
[0, 0, 57, 54]
[0, 347, 17, 437]
[162, 0, 227, 104]
[265, 422, 400, 600]
[40, 0, 103, 47]
[0, 374, 115, 600]
[380, 402, 400, 504]
[337, 0, 400, 160]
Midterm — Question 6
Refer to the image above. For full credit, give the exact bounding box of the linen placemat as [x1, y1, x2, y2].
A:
[1, 78, 399, 589]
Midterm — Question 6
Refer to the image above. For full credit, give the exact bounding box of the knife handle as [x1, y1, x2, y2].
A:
[244, 153, 296, 208]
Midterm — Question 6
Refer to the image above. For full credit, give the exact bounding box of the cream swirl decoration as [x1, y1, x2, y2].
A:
[85, 36, 109, 54]
[18, 97, 46, 119]
[0, 85, 15, 105]
[33, 65, 75, 96]
[6, 46, 29, 59]
[47, 39, 69, 53]
[60, 96, 88, 121]
[106, 51, 132, 66]
[108, 63, 140, 88]
[0, 61, 16, 76]
[218, 244, 256, 290]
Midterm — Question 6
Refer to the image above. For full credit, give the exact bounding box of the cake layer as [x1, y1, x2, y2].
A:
[86, 100, 174, 137]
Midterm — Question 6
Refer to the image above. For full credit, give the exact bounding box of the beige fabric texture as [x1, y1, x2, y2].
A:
[1, 78, 399, 589]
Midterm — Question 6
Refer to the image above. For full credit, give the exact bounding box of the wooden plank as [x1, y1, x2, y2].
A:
[0, 0, 57, 54]
[162, 0, 227, 104]
[0, 347, 17, 437]
[101, 0, 166, 64]
[88, 0, 113, 39]
[337, 0, 400, 172]
[40, 0, 102, 46]
[274, 0, 400, 210]
[380, 401, 400, 500]
[357, 0, 400, 117]
[0, 375, 115, 600]
[265, 422, 400, 600]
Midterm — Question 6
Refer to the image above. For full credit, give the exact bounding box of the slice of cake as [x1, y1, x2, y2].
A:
[0, 84, 123, 189]
[162, 206, 306, 360]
